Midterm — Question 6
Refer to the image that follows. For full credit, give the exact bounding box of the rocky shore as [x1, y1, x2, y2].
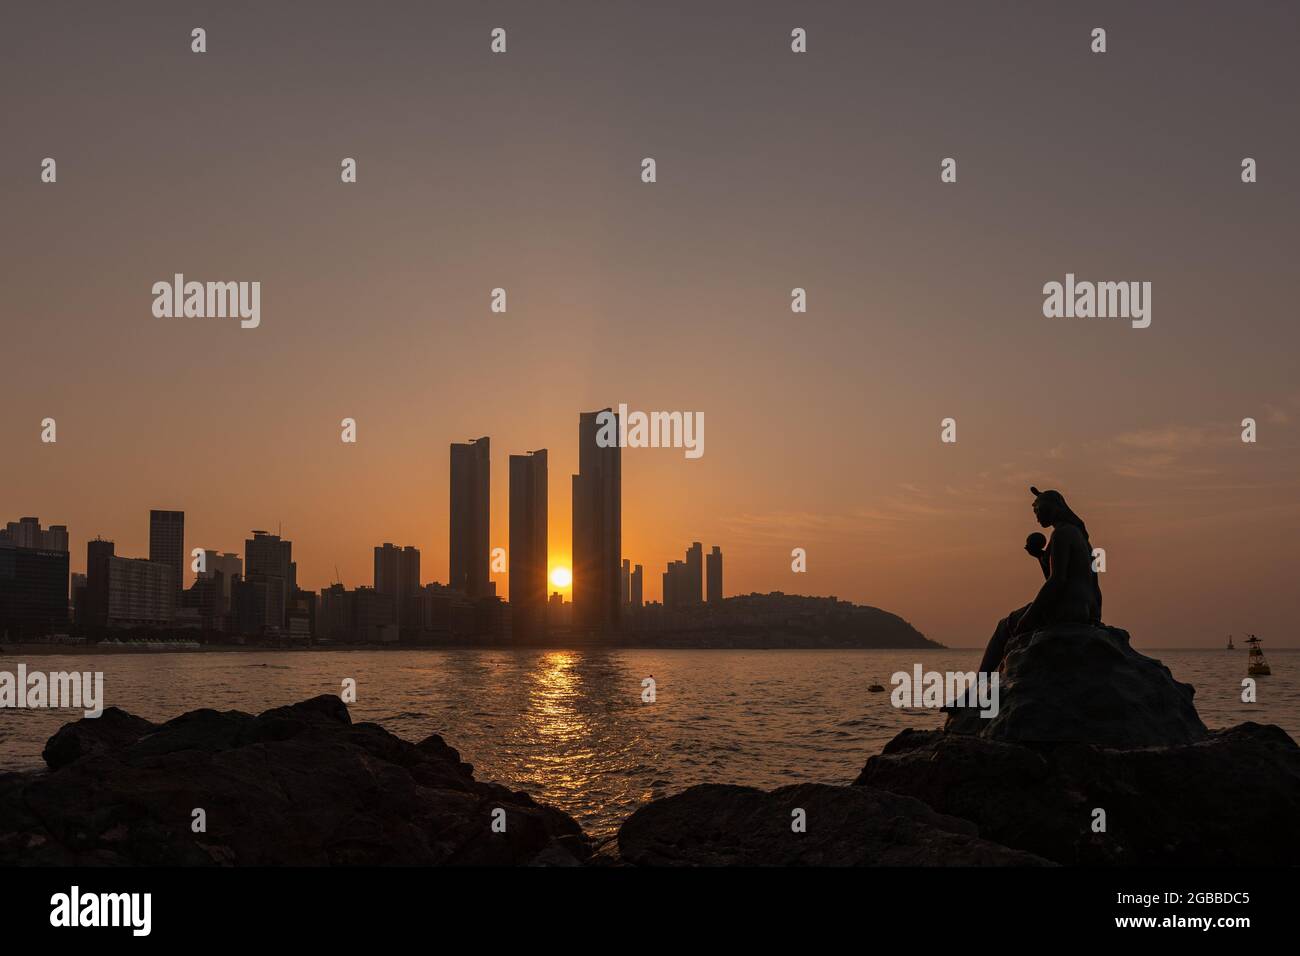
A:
[4, 623, 1297, 865]
[0, 695, 589, 865]
[611, 624, 1299, 866]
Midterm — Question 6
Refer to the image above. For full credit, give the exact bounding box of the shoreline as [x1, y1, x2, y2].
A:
[1, 641, 961, 656]
[4, 643, 1288, 656]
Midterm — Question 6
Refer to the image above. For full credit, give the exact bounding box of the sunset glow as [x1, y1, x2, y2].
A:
[551, 567, 572, 589]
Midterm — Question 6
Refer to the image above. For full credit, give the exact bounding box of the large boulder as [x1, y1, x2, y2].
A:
[0, 695, 590, 866]
[945, 624, 1206, 748]
[615, 782, 1051, 866]
[856, 722, 1300, 865]
[42, 707, 159, 770]
[875, 623, 1298, 865]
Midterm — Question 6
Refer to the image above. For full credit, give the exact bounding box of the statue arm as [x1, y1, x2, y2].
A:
[1015, 531, 1072, 635]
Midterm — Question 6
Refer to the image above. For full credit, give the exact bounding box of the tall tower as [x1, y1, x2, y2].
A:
[149, 509, 184, 599]
[685, 541, 703, 604]
[509, 449, 548, 641]
[85, 537, 115, 629]
[572, 409, 621, 633]
[707, 546, 723, 604]
[450, 437, 491, 598]
[245, 530, 293, 628]
[630, 564, 643, 609]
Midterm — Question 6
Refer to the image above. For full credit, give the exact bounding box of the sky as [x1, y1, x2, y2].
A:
[3, 1, 1298, 647]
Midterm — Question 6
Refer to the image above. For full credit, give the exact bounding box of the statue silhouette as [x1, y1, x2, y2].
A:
[975, 487, 1103, 676]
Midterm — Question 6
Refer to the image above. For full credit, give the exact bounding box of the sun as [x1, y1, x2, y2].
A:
[550, 566, 572, 588]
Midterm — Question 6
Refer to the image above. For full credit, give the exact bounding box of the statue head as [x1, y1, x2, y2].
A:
[1030, 486, 1087, 536]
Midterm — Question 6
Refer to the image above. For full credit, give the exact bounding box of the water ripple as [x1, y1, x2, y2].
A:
[1, 647, 1295, 839]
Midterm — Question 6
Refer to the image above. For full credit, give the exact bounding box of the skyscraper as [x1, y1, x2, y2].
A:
[149, 509, 185, 599]
[509, 449, 548, 642]
[0, 539, 70, 638]
[245, 530, 294, 630]
[374, 543, 420, 639]
[707, 546, 723, 604]
[621, 559, 631, 606]
[685, 541, 703, 604]
[630, 564, 643, 609]
[450, 437, 491, 598]
[572, 409, 621, 633]
[85, 537, 115, 630]
[663, 560, 685, 609]
[374, 543, 420, 600]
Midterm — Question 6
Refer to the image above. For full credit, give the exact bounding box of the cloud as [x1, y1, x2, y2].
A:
[1113, 425, 1217, 453]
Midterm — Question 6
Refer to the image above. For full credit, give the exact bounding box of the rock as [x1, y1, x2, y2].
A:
[1, 696, 590, 866]
[856, 722, 1300, 865]
[42, 707, 159, 770]
[945, 624, 1207, 748]
[615, 782, 1052, 866]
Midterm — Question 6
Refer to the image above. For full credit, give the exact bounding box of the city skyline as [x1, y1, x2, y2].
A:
[3, 407, 746, 643]
[4, 407, 732, 608]
[6, 380, 1297, 645]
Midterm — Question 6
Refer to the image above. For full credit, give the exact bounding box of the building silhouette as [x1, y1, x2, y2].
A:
[546, 591, 575, 630]
[2, 517, 68, 552]
[233, 576, 276, 636]
[70, 572, 87, 626]
[662, 559, 685, 609]
[245, 530, 295, 631]
[685, 541, 703, 604]
[707, 546, 723, 603]
[572, 409, 621, 633]
[450, 437, 491, 598]
[183, 571, 229, 632]
[660, 542, 721, 609]
[106, 556, 176, 628]
[630, 563, 643, 609]
[84, 537, 115, 629]
[374, 543, 420, 599]
[0, 538, 70, 638]
[375, 542, 420, 639]
[149, 509, 185, 600]
[509, 449, 548, 642]
[200, 550, 242, 600]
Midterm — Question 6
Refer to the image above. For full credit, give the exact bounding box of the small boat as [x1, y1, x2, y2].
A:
[1227, 634, 1235, 650]
[1245, 635, 1271, 676]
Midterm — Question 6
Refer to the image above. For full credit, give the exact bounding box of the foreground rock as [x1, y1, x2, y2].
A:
[863, 622, 1300, 865]
[944, 624, 1206, 747]
[615, 782, 1051, 865]
[0, 695, 590, 866]
[857, 723, 1300, 865]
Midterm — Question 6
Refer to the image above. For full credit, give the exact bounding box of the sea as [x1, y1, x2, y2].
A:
[1, 647, 1295, 839]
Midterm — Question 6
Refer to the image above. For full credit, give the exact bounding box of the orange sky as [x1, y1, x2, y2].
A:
[4, 1, 1299, 646]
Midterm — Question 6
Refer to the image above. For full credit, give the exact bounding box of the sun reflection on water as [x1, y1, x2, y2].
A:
[523, 651, 592, 745]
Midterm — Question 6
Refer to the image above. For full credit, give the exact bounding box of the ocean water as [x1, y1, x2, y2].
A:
[1, 647, 1295, 839]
